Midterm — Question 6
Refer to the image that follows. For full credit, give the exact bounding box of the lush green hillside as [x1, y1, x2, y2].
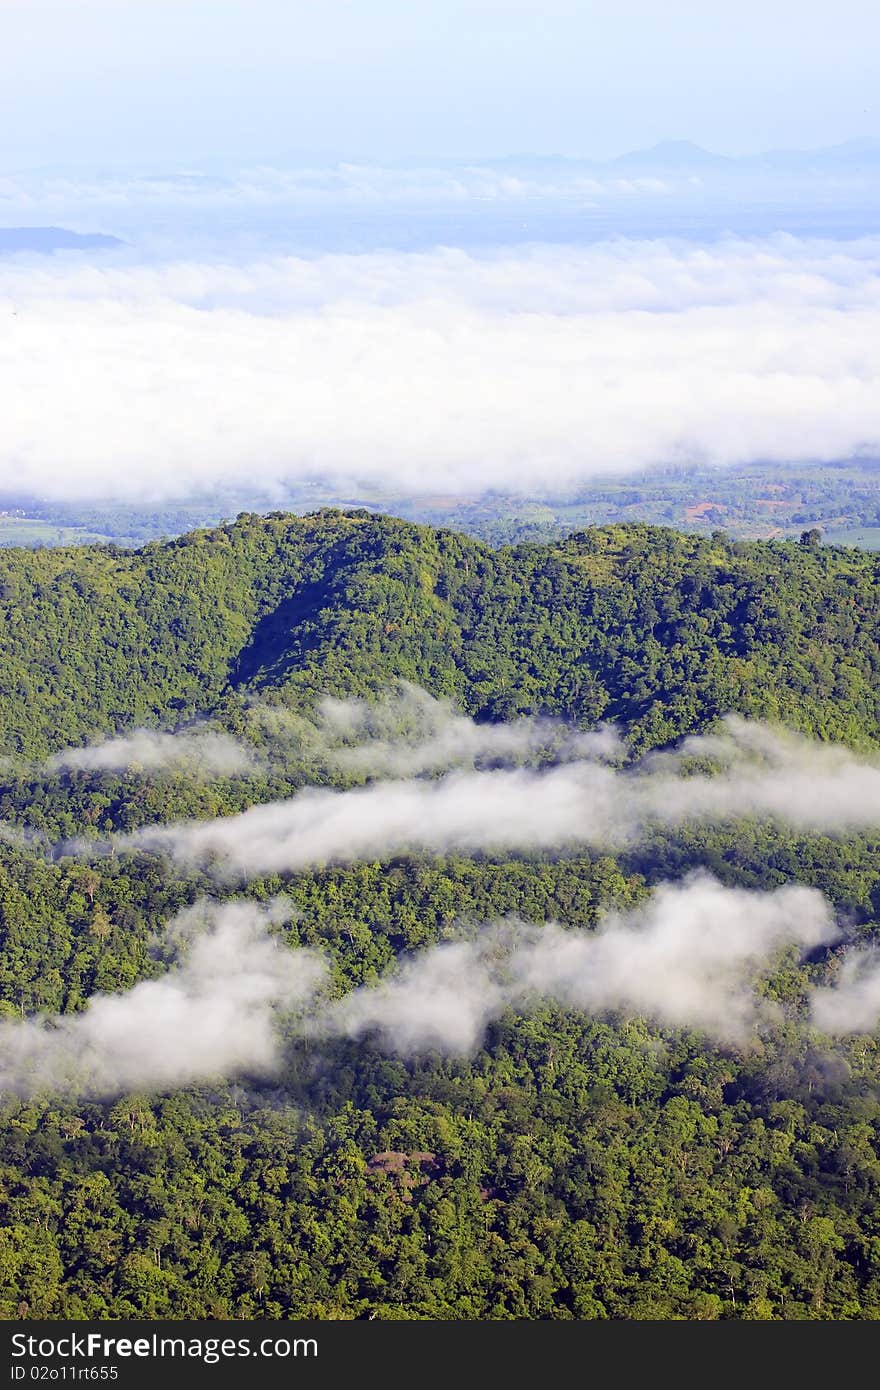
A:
[2, 511, 880, 1321]
[2, 841, 880, 1321]
[0, 510, 878, 757]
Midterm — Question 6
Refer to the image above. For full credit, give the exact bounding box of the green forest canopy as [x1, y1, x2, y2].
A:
[1, 512, 880, 1320]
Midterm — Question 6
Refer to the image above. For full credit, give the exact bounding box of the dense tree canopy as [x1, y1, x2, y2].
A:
[1, 512, 880, 1319]
[0, 511, 877, 758]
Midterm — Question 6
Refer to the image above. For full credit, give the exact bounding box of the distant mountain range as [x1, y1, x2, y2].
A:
[0, 226, 123, 254]
[613, 136, 880, 171]
[488, 137, 880, 174]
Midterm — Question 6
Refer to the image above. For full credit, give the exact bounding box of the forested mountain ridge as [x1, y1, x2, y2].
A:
[3, 511, 880, 1321]
[0, 509, 878, 758]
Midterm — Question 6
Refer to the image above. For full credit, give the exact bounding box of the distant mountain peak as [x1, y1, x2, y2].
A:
[610, 140, 730, 169]
[0, 226, 124, 255]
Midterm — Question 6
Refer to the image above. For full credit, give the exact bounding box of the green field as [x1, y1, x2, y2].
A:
[0, 516, 112, 548]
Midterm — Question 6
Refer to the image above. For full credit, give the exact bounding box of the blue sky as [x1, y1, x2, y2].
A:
[2, 0, 878, 168]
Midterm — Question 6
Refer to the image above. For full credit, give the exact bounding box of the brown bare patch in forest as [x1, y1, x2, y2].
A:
[684, 500, 727, 520]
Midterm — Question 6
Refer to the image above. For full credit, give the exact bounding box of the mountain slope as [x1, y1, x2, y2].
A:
[0, 510, 878, 758]
[3, 512, 880, 1321]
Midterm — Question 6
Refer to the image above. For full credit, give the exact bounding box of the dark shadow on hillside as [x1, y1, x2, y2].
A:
[229, 576, 334, 690]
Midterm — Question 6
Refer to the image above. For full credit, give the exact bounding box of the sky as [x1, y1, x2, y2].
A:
[1, 0, 878, 170]
[1, 1, 879, 504]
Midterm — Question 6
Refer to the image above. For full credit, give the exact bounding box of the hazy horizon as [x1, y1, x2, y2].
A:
[6, 133, 880, 179]
[1, 0, 879, 506]
[3, 1, 878, 168]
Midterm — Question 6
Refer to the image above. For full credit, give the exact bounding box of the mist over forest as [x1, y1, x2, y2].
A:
[4, 1, 880, 1321]
[1, 511, 880, 1318]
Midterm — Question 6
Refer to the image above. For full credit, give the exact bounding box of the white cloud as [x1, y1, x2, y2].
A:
[113, 715, 880, 876]
[332, 874, 837, 1050]
[0, 164, 672, 221]
[45, 727, 258, 777]
[810, 946, 880, 1034]
[315, 682, 623, 776]
[1, 236, 878, 500]
[0, 876, 840, 1097]
[0, 898, 326, 1097]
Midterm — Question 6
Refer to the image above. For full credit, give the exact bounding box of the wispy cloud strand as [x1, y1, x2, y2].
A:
[46, 727, 257, 777]
[314, 683, 623, 775]
[811, 948, 880, 1035]
[0, 876, 843, 1097]
[330, 874, 837, 1052]
[0, 898, 325, 1097]
[110, 715, 880, 876]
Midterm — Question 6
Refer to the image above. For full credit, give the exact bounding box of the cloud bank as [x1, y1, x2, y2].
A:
[0, 163, 673, 219]
[0, 876, 843, 1097]
[112, 715, 880, 877]
[0, 898, 326, 1098]
[1, 235, 879, 500]
[331, 875, 837, 1051]
[45, 727, 257, 778]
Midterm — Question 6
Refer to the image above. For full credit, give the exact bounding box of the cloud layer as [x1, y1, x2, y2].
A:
[112, 714, 880, 876]
[0, 876, 845, 1097]
[0, 164, 674, 220]
[0, 898, 326, 1097]
[46, 727, 257, 778]
[1, 235, 879, 500]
